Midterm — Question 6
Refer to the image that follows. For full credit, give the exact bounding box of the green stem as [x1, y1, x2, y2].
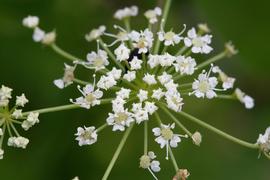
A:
[98, 38, 125, 71]
[196, 51, 227, 70]
[73, 78, 89, 85]
[144, 121, 148, 155]
[217, 94, 236, 100]
[51, 44, 82, 62]
[177, 111, 259, 149]
[179, 82, 192, 89]
[154, 112, 162, 126]
[0, 124, 6, 147]
[175, 46, 188, 56]
[102, 124, 134, 180]
[153, 0, 172, 54]
[22, 98, 113, 116]
[9, 122, 20, 137]
[159, 105, 193, 137]
[264, 152, 270, 160]
[97, 123, 107, 133]
[169, 147, 179, 172]
[123, 18, 134, 48]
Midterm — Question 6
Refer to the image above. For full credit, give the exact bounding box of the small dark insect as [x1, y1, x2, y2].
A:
[125, 48, 149, 73]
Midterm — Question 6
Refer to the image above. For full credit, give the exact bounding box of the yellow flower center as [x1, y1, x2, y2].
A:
[198, 81, 210, 93]
[115, 112, 128, 124]
[164, 31, 175, 40]
[161, 128, 173, 140]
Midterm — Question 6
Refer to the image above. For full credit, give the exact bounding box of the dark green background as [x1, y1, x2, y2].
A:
[0, 0, 269, 179]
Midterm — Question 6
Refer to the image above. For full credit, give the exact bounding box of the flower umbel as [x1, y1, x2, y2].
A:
[20, 1, 269, 179]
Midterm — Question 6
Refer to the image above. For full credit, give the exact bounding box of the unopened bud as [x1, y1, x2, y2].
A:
[173, 169, 190, 180]
[192, 131, 202, 146]
[42, 31, 56, 45]
[225, 41, 238, 57]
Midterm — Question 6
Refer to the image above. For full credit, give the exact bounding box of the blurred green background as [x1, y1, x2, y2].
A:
[0, 0, 269, 179]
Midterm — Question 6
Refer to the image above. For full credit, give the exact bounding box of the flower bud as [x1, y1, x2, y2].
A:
[173, 169, 190, 180]
[42, 31, 56, 45]
[192, 131, 202, 146]
[225, 41, 238, 57]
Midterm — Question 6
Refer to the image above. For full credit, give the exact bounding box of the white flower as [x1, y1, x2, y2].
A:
[212, 66, 235, 90]
[8, 136, 29, 149]
[0, 149, 4, 160]
[33, 27, 45, 42]
[148, 54, 160, 69]
[106, 67, 122, 80]
[114, 6, 138, 20]
[140, 151, 160, 180]
[0, 85, 13, 100]
[235, 88, 254, 109]
[164, 80, 178, 92]
[144, 102, 158, 115]
[144, 7, 162, 24]
[130, 57, 143, 70]
[143, 73, 157, 85]
[116, 88, 131, 99]
[123, 71, 136, 82]
[22, 15, 39, 28]
[112, 97, 126, 112]
[54, 64, 76, 89]
[153, 123, 187, 160]
[165, 91, 184, 112]
[257, 127, 270, 153]
[15, 93, 29, 107]
[174, 56, 197, 75]
[22, 112, 39, 130]
[158, 30, 183, 46]
[184, 27, 213, 54]
[86, 50, 109, 71]
[134, 109, 149, 124]
[114, 43, 130, 61]
[12, 109, 23, 119]
[129, 29, 153, 54]
[190, 68, 218, 99]
[71, 85, 103, 109]
[137, 89, 148, 102]
[106, 109, 134, 131]
[159, 53, 176, 67]
[97, 75, 117, 90]
[85, 25, 106, 42]
[152, 88, 165, 100]
[75, 126, 97, 146]
[158, 72, 172, 85]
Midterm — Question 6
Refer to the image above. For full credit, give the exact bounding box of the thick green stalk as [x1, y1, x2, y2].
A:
[177, 111, 259, 149]
[22, 98, 113, 116]
[102, 124, 134, 180]
[144, 121, 148, 155]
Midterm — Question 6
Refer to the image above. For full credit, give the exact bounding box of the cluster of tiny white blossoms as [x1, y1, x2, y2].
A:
[21, 2, 269, 179]
[0, 85, 39, 159]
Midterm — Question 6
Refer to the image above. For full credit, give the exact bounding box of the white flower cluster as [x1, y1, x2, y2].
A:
[0, 85, 39, 159]
[23, 3, 261, 179]
[22, 15, 56, 45]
